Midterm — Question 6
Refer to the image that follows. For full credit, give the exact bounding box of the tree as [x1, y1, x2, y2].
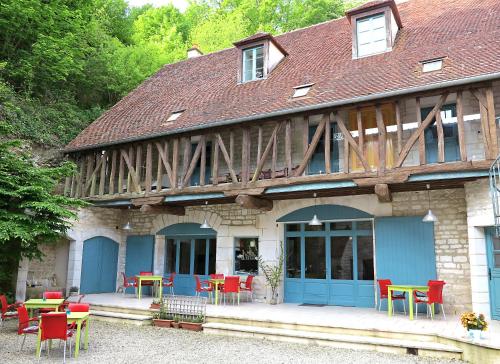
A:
[0, 123, 85, 297]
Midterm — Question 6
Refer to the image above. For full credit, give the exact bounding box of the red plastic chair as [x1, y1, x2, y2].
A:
[39, 313, 76, 362]
[194, 275, 213, 303]
[16, 305, 39, 350]
[377, 279, 406, 315]
[414, 280, 446, 320]
[40, 291, 64, 313]
[163, 272, 175, 295]
[240, 275, 254, 302]
[120, 272, 138, 296]
[67, 303, 89, 348]
[222, 276, 240, 305]
[209, 273, 224, 292]
[0, 294, 20, 327]
[139, 271, 154, 286]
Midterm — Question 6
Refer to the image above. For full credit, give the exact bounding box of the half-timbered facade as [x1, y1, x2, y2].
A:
[17, 0, 500, 320]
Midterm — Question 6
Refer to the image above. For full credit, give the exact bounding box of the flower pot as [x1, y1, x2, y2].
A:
[150, 303, 161, 309]
[180, 322, 203, 331]
[153, 319, 173, 328]
[468, 329, 482, 341]
[171, 321, 180, 329]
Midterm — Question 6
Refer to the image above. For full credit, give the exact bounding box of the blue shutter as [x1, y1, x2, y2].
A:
[125, 235, 155, 294]
[81, 237, 119, 294]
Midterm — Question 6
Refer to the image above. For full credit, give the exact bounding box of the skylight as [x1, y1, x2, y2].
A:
[167, 110, 184, 122]
[292, 84, 313, 98]
[422, 59, 443, 73]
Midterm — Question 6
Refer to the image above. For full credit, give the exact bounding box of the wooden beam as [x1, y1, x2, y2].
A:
[302, 116, 309, 163]
[76, 157, 85, 198]
[252, 123, 282, 182]
[257, 126, 263, 165]
[172, 138, 179, 189]
[357, 108, 364, 156]
[84, 154, 94, 197]
[99, 151, 107, 196]
[212, 138, 219, 185]
[109, 150, 117, 195]
[118, 150, 124, 193]
[294, 116, 327, 177]
[145, 143, 153, 193]
[139, 204, 185, 216]
[285, 120, 292, 173]
[471, 88, 491, 158]
[183, 136, 204, 186]
[132, 196, 164, 206]
[216, 133, 238, 182]
[135, 144, 143, 189]
[435, 108, 445, 163]
[127, 146, 134, 193]
[374, 183, 392, 202]
[181, 137, 191, 188]
[325, 115, 331, 173]
[200, 137, 206, 186]
[376, 105, 386, 173]
[395, 93, 448, 167]
[486, 86, 498, 159]
[85, 154, 104, 196]
[242, 128, 250, 185]
[416, 97, 426, 165]
[271, 131, 277, 178]
[456, 91, 467, 161]
[121, 149, 141, 193]
[335, 113, 370, 171]
[235, 194, 273, 211]
[395, 101, 402, 155]
[343, 132, 349, 173]
[155, 142, 174, 188]
[229, 131, 234, 168]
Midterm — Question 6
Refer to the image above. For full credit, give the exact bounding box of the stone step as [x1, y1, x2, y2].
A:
[203, 322, 463, 360]
[89, 304, 152, 316]
[90, 310, 152, 326]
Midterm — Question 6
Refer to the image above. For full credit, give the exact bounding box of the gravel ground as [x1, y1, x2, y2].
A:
[0, 320, 464, 364]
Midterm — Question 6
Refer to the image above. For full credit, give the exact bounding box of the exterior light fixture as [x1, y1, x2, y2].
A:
[308, 192, 322, 226]
[250, 240, 256, 248]
[423, 184, 438, 223]
[122, 206, 133, 230]
[200, 201, 212, 229]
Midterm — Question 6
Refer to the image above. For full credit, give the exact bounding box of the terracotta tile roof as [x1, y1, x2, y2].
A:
[66, 0, 500, 152]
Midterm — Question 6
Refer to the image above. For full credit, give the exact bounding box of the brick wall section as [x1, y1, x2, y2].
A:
[392, 188, 472, 313]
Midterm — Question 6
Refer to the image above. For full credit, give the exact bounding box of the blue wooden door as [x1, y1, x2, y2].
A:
[486, 228, 500, 320]
[375, 216, 436, 311]
[125, 235, 155, 295]
[80, 236, 119, 294]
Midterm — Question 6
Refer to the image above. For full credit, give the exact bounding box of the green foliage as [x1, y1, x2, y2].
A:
[258, 241, 284, 303]
[0, 123, 86, 295]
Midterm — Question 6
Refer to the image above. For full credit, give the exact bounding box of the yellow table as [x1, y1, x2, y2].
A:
[387, 285, 429, 320]
[136, 275, 163, 300]
[36, 311, 90, 358]
[24, 299, 64, 317]
[209, 278, 225, 305]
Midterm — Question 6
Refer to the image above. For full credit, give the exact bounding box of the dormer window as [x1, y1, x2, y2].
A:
[292, 84, 313, 98]
[166, 110, 184, 122]
[346, 0, 402, 59]
[422, 58, 444, 73]
[356, 13, 387, 57]
[234, 32, 288, 84]
[242, 45, 264, 82]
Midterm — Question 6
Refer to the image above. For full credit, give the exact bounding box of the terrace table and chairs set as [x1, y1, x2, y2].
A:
[0, 290, 89, 362]
[195, 274, 255, 305]
[378, 279, 446, 320]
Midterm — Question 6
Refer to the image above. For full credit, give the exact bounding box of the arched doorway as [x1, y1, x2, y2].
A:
[80, 236, 119, 294]
[158, 223, 217, 296]
[279, 205, 375, 307]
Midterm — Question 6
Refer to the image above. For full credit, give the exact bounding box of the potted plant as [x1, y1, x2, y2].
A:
[150, 297, 161, 310]
[69, 286, 79, 297]
[171, 315, 181, 329]
[460, 312, 488, 341]
[152, 301, 174, 328]
[181, 314, 204, 331]
[258, 241, 284, 305]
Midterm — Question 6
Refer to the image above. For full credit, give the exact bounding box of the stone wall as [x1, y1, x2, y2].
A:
[392, 188, 471, 314]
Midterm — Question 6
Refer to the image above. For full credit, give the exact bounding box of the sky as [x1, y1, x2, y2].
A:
[127, 0, 188, 12]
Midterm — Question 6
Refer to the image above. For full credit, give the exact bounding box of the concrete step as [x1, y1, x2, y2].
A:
[90, 310, 152, 326]
[89, 304, 152, 316]
[203, 322, 463, 360]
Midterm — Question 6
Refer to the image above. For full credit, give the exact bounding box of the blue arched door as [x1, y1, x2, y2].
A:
[80, 236, 119, 294]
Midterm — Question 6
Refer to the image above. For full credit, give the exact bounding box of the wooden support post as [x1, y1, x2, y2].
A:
[395, 101, 402, 155]
[127, 146, 134, 193]
[257, 126, 263, 165]
[325, 115, 331, 173]
[302, 116, 309, 158]
[109, 150, 117, 195]
[252, 123, 283, 182]
[99, 151, 107, 196]
[181, 138, 191, 188]
[229, 131, 234, 168]
[271, 132, 277, 178]
[396, 93, 448, 167]
[156, 143, 164, 190]
[235, 195, 273, 211]
[285, 120, 292, 174]
[376, 105, 386, 173]
[212, 137, 219, 185]
[155, 142, 174, 188]
[76, 157, 85, 198]
[242, 128, 250, 185]
[415, 97, 426, 165]
[357, 108, 364, 156]
[335, 113, 370, 171]
[118, 150, 124, 194]
[85, 154, 94, 197]
[374, 183, 392, 202]
[456, 91, 467, 161]
[121, 149, 141, 193]
[183, 136, 204, 186]
[294, 116, 327, 177]
[135, 145, 143, 189]
[145, 143, 153, 193]
[344, 132, 350, 173]
[200, 137, 206, 186]
[172, 139, 179, 189]
[435, 108, 445, 163]
[216, 134, 238, 183]
[486, 86, 498, 159]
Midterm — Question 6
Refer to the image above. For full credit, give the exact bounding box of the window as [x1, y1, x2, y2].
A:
[165, 239, 176, 273]
[234, 238, 258, 274]
[166, 110, 184, 122]
[292, 84, 313, 98]
[356, 13, 387, 57]
[164, 237, 216, 276]
[242, 45, 264, 82]
[331, 236, 353, 280]
[286, 237, 301, 278]
[422, 104, 460, 163]
[308, 123, 340, 174]
[422, 59, 443, 73]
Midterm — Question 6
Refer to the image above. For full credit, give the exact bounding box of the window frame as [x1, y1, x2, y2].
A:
[351, 7, 394, 59]
[233, 237, 259, 275]
[239, 41, 268, 83]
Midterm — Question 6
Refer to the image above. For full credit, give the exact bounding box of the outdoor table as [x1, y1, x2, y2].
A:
[209, 278, 225, 305]
[387, 285, 430, 320]
[24, 299, 65, 317]
[136, 275, 163, 300]
[36, 311, 90, 358]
